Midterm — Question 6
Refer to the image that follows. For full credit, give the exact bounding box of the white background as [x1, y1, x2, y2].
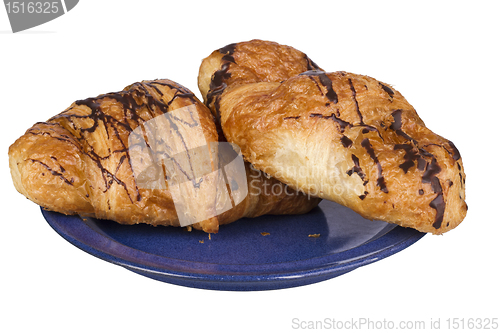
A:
[1, 1, 498, 332]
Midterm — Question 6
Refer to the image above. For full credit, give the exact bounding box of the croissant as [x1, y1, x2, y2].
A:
[9, 79, 320, 233]
[198, 40, 467, 234]
[198, 39, 322, 122]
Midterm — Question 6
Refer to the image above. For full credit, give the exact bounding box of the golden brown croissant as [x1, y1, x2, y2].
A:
[198, 39, 322, 122]
[9, 79, 320, 233]
[198, 40, 467, 234]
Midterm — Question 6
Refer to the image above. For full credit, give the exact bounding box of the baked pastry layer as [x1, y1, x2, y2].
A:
[199, 40, 467, 234]
[9, 79, 320, 233]
[199, 39, 322, 120]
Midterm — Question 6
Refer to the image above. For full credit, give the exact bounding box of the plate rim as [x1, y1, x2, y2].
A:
[41, 207, 425, 289]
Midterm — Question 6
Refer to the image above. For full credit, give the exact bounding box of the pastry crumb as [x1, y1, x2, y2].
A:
[186, 226, 192, 232]
[261, 232, 270, 236]
[209, 233, 211, 240]
[308, 233, 321, 238]
[199, 240, 204, 244]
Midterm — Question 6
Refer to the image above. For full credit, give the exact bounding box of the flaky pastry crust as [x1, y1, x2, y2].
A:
[198, 39, 322, 120]
[9, 79, 320, 233]
[199, 40, 467, 234]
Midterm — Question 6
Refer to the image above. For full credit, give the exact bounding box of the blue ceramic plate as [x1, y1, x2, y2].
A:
[41, 200, 425, 291]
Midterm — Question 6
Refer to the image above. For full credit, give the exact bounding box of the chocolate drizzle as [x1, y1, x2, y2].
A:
[422, 158, 445, 229]
[361, 138, 388, 193]
[457, 162, 464, 187]
[305, 55, 321, 71]
[341, 135, 353, 148]
[447, 140, 462, 161]
[219, 43, 237, 56]
[207, 61, 232, 113]
[206, 43, 238, 121]
[393, 143, 426, 174]
[48, 80, 201, 204]
[310, 113, 350, 133]
[300, 71, 338, 104]
[348, 78, 363, 124]
[390, 109, 412, 141]
[29, 159, 73, 186]
[27, 123, 81, 147]
[388, 109, 449, 229]
[379, 82, 395, 99]
[430, 192, 445, 229]
[346, 154, 366, 184]
[318, 73, 338, 103]
[359, 191, 369, 200]
[422, 158, 442, 184]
